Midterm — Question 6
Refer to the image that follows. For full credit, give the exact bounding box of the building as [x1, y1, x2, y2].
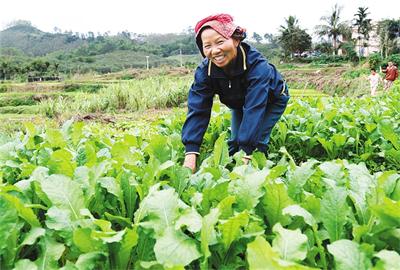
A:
[352, 23, 380, 57]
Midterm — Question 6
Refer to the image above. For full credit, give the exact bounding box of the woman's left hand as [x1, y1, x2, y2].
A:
[242, 156, 251, 165]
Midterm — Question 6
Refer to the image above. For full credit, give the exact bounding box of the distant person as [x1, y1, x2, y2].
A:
[368, 68, 381, 96]
[381, 61, 398, 91]
[182, 14, 289, 173]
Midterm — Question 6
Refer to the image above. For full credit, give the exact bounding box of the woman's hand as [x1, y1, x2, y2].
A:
[242, 155, 251, 165]
[183, 153, 197, 173]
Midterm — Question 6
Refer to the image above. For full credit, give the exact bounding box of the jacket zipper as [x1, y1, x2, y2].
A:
[228, 80, 231, 88]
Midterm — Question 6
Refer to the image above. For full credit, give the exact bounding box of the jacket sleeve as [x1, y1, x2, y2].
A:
[181, 66, 215, 153]
[237, 61, 285, 154]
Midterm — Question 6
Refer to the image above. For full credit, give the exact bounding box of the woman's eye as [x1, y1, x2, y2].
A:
[217, 40, 224, 45]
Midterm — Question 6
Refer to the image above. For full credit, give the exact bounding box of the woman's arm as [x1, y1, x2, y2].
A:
[181, 65, 215, 154]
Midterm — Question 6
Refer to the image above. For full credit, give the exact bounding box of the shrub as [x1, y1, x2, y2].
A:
[342, 68, 369, 79]
[340, 42, 359, 65]
[64, 83, 103, 93]
[311, 55, 347, 65]
[0, 84, 9, 93]
[368, 53, 382, 70]
[387, 54, 400, 66]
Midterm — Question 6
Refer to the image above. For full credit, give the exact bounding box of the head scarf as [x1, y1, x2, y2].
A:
[194, 14, 246, 57]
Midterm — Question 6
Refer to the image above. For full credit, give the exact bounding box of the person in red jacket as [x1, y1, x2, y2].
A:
[382, 61, 398, 91]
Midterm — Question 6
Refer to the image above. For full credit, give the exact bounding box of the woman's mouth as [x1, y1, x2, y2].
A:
[213, 55, 225, 64]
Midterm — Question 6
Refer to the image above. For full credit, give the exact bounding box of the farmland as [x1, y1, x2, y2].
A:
[0, 66, 399, 270]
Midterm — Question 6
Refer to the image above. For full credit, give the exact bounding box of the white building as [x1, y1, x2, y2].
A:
[352, 23, 380, 57]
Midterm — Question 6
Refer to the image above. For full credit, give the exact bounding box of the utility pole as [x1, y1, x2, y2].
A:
[179, 48, 183, 67]
[146, 56, 149, 70]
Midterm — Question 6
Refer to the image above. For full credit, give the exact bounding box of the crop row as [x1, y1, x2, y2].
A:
[0, 85, 399, 269]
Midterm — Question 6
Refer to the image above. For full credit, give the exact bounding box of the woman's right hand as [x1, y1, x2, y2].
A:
[183, 153, 197, 173]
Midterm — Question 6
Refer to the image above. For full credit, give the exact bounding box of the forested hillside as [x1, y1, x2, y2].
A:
[0, 21, 203, 77]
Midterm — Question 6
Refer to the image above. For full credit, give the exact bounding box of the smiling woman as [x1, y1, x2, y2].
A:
[200, 28, 240, 70]
[182, 13, 290, 173]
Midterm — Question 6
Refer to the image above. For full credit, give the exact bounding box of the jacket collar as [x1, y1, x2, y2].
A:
[207, 44, 247, 78]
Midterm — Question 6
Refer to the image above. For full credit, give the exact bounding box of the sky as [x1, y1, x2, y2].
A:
[1, 0, 399, 38]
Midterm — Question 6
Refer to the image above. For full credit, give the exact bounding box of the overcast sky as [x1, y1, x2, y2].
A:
[1, 0, 399, 37]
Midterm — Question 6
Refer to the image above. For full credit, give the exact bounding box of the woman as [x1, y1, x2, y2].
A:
[182, 14, 289, 172]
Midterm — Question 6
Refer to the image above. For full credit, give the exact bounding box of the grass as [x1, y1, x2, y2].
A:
[0, 113, 54, 134]
[289, 89, 328, 97]
[0, 105, 42, 114]
[34, 75, 191, 117]
[0, 85, 328, 120]
[0, 67, 334, 127]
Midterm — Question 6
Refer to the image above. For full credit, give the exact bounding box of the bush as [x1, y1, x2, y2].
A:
[0, 95, 37, 107]
[311, 55, 347, 65]
[340, 42, 359, 65]
[342, 68, 369, 79]
[120, 74, 135, 80]
[0, 84, 9, 93]
[387, 54, 400, 66]
[64, 83, 103, 93]
[368, 53, 382, 70]
[77, 56, 95, 63]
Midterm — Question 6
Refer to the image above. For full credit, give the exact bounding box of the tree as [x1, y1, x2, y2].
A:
[119, 31, 131, 39]
[353, 7, 372, 56]
[87, 31, 95, 42]
[340, 42, 358, 64]
[315, 4, 349, 55]
[314, 41, 334, 55]
[263, 33, 280, 49]
[252, 32, 263, 43]
[1, 61, 10, 80]
[263, 33, 273, 43]
[183, 26, 195, 35]
[377, 19, 400, 57]
[6, 20, 32, 28]
[278, 16, 312, 58]
[53, 63, 60, 75]
[53, 27, 62, 34]
[27, 59, 50, 76]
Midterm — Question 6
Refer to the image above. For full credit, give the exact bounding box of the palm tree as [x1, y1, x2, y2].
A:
[252, 32, 263, 43]
[279, 16, 299, 58]
[315, 4, 349, 55]
[279, 16, 312, 58]
[353, 7, 372, 56]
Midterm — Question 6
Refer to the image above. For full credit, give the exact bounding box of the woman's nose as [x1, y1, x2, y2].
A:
[211, 47, 221, 55]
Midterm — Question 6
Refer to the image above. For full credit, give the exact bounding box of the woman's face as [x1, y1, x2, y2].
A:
[201, 28, 240, 69]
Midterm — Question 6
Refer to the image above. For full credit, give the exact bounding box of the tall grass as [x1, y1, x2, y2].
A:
[39, 75, 192, 115]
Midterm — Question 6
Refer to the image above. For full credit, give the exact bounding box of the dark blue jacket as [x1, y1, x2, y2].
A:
[182, 42, 287, 154]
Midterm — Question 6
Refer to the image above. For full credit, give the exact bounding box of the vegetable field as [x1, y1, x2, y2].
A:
[0, 83, 400, 269]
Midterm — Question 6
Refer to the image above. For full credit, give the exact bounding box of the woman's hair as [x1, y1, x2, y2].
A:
[231, 27, 247, 41]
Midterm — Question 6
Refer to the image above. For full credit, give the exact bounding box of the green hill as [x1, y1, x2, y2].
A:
[0, 24, 84, 56]
[0, 22, 200, 78]
[0, 22, 198, 58]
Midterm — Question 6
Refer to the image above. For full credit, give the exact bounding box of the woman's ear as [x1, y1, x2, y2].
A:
[233, 38, 240, 47]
